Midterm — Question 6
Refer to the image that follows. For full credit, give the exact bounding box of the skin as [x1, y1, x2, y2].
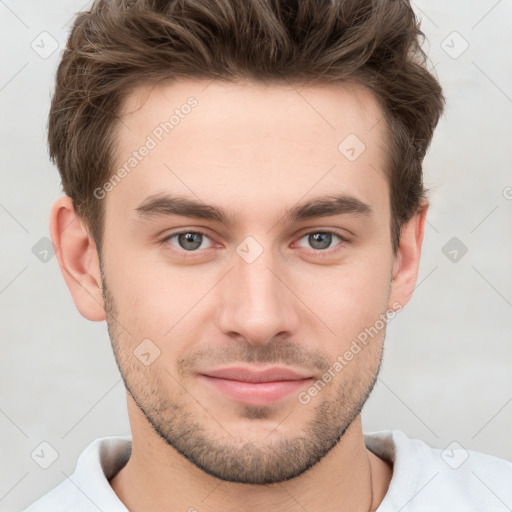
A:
[50, 79, 427, 512]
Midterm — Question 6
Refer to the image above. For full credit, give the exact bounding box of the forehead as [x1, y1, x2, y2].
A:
[108, 79, 389, 223]
[117, 79, 386, 149]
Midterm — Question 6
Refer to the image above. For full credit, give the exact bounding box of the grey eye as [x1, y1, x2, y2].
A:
[297, 232, 343, 251]
[179, 232, 202, 250]
[169, 232, 212, 251]
[309, 233, 332, 250]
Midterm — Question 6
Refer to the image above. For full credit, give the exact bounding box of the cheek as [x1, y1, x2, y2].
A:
[105, 256, 219, 358]
[116, 280, 185, 338]
[289, 252, 393, 336]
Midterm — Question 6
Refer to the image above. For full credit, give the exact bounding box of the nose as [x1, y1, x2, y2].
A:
[216, 248, 300, 346]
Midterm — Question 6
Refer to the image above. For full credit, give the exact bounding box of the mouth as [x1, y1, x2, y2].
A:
[198, 366, 314, 406]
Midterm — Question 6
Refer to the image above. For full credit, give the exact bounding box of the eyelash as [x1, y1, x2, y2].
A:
[160, 229, 349, 257]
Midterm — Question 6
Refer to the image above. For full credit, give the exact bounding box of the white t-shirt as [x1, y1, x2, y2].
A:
[24, 430, 512, 511]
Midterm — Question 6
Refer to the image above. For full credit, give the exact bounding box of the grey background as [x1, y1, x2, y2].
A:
[1, 1, 511, 510]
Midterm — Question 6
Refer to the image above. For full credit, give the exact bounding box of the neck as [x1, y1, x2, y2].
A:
[110, 395, 392, 512]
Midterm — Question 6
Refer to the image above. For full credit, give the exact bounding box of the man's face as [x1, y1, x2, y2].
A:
[101, 80, 397, 484]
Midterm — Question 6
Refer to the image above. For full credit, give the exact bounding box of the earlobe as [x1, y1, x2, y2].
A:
[49, 196, 106, 322]
[388, 202, 429, 310]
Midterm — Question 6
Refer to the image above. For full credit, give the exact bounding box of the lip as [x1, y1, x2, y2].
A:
[199, 366, 313, 406]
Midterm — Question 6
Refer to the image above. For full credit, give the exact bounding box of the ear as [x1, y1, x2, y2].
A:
[388, 202, 428, 311]
[49, 196, 106, 321]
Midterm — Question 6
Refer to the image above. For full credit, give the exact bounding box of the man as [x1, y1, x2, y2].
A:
[25, 0, 511, 510]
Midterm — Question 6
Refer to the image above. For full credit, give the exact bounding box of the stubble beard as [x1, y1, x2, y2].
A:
[102, 277, 384, 484]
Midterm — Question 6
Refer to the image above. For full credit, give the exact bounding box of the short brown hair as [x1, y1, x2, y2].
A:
[49, 0, 444, 252]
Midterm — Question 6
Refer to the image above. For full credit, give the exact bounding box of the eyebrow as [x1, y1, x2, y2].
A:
[134, 192, 372, 226]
